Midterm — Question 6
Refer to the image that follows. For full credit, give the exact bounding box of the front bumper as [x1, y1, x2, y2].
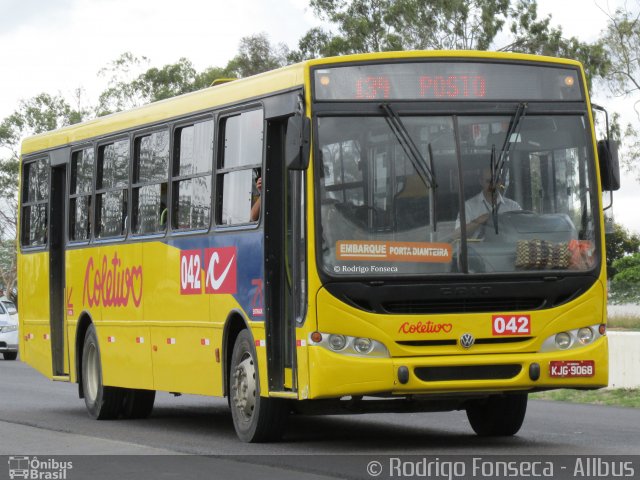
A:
[306, 336, 608, 399]
[0, 330, 19, 352]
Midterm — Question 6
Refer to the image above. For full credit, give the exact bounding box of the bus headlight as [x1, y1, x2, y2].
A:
[310, 332, 389, 358]
[577, 327, 594, 344]
[540, 324, 603, 352]
[328, 334, 347, 351]
[555, 332, 572, 349]
[353, 337, 373, 354]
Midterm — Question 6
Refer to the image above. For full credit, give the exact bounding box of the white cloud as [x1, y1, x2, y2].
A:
[0, 0, 313, 118]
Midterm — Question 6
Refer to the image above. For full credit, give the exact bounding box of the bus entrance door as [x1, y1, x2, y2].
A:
[263, 116, 303, 395]
[49, 158, 69, 377]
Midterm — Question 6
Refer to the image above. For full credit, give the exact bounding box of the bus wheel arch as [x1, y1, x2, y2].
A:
[222, 311, 250, 398]
[75, 312, 94, 399]
[228, 329, 288, 442]
[81, 323, 125, 420]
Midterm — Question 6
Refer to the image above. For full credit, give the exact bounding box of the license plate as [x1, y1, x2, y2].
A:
[549, 360, 595, 378]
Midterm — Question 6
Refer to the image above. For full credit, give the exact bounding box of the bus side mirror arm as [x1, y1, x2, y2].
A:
[285, 114, 311, 171]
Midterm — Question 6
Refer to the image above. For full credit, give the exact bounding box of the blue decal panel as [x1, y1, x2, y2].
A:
[168, 231, 264, 322]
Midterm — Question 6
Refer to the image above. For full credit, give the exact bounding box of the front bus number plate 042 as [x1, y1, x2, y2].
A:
[549, 360, 595, 378]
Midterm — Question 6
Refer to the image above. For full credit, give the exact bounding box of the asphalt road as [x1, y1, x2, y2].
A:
[1, 358, 639, 479]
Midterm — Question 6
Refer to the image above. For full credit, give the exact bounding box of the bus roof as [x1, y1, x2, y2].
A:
[305, 49, 582, 69]
[20, 50, 582, 157]
[21, 62, 306, 156]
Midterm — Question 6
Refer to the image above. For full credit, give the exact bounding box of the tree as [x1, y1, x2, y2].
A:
[96, 52, 151, 115]
[97, 56, 232, 116]
[291, 0, 607, 85]
[606, 222, 640, 279]
[504, 0, 609, 87]
[600, 4, 640, 106]
[96, 35, 287, 116]
[0, 94, 85, 299]
[609, 252, 640, 304]
[0, 93, 85, 146]
[291, 0, 512, 58]
[388, 0, 511, 51]
[226, 33, 289, 78]
[599, 3, 640, 179]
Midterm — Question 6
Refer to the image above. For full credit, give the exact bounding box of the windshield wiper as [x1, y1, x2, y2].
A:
[380, 103, 437, 191]
[380, 103, 438, 232]
[489, 102, 528, 233]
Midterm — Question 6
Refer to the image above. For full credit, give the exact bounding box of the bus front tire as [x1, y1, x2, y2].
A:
[466, 393, 528, 436]
[81, 325, 124, 420]
[229, 329, 288, 442]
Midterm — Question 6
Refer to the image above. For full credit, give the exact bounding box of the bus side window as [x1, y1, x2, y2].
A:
[69, 147, 94, 241]
[171, 121, 213, 231]
[96, 139, 129, 238]
[132, 130, 169, 235]
[21, 158, 50, 247]
[216, 109, 263, 225]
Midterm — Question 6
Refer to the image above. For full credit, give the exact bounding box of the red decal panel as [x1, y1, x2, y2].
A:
[492, 314, 531, 336]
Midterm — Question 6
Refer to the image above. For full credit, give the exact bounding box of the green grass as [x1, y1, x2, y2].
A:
[607, 315, 640, 330]
[531, 389, 640, 408]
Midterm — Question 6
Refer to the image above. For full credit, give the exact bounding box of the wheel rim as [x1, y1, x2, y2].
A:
[231, 352, 257, 422]
[85, 343, 99, 402]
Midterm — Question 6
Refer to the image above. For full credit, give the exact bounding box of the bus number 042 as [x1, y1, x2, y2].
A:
[492, 315, 531, 335]
[180, 251, 202, 294]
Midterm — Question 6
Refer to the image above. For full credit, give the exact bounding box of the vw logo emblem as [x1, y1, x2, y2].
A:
[460, 333, 475, 349]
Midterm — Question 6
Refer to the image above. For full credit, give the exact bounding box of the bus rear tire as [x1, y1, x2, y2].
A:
[122, 389, 156, 419]
[229, 329, 288, 442]
[466, 393, 528, 436]
[82, 324, 124, 420]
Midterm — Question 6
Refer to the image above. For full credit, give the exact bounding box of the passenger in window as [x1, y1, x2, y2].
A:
[455, 167, 520, 238]
[250, 175, 262, 222]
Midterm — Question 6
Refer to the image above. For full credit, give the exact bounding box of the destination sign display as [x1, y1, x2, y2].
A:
[314, 61, 582, 101]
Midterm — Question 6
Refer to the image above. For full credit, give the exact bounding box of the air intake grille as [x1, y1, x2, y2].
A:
[397, 337, 532, 347]
[382, 298, 544, 314]
[414, 364, 522, 382]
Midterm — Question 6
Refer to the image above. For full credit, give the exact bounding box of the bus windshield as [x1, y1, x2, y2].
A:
[317, 113, 598, 276]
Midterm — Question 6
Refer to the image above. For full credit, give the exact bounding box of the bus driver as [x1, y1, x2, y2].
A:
[455, 167, 521, 238]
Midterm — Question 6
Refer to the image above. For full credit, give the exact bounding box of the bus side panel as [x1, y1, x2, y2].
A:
[19, 251, 53, 378]
[101, 243, 153, 390]
[146, 241, 219, 395]
[66, 247, 101, 384]
[66, 244, 153, 390]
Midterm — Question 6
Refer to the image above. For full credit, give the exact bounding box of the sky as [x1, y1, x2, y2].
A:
[1, 0, 638, 233]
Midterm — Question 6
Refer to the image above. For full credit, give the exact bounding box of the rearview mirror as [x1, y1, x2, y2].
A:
[598, 139, 620, 191]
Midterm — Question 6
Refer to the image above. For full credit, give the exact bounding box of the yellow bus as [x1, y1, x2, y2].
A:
[18, 51, 620, 442]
